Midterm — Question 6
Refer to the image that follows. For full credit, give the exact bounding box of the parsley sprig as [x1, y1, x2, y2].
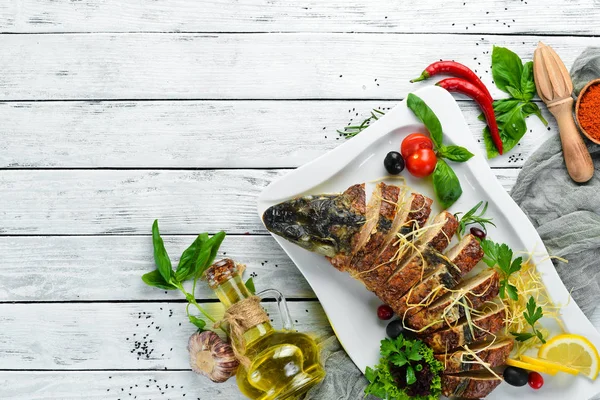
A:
[382, 336, 424, 385]
[454, 201, 496, 237]
[481, 239, 522, 301]
[511, 296, 546, 344]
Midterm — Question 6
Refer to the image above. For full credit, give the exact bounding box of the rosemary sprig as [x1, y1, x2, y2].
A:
[337, 109, 385, 138]
[454, 201, 495, 237]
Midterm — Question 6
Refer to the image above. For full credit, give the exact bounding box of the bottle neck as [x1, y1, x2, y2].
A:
[213, 275, 273, 344]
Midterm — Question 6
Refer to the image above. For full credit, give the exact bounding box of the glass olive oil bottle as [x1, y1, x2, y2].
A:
[204, 259, 325, 400]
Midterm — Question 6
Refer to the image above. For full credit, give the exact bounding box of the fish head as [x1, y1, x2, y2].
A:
[262, 197, 340, 258]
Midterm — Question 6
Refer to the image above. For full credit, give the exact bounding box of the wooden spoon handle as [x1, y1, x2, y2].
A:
[549, 98, 594, 183]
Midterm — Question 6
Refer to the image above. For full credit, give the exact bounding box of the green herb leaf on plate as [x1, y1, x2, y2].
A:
[406, 365, 417, 385]
[511, 296, 546, 344]
[511, 331, 536, 342]
[152, 220, 174, 283]
[406, 93, 443, 148]
[437, 145, 474, 163]
[455, 201, 495, 236]
[432, 159, 463, 209]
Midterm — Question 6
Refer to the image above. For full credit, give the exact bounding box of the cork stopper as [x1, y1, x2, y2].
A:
[203, 258, 239, 288]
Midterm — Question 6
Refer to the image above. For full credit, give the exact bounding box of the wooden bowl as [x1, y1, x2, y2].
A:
[575, 78, 600, 145]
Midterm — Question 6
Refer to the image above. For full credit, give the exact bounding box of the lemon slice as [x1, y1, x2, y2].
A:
[538, 334, 600, 380]
[506, 358, 558, 375]
[520, 355, 579, 376]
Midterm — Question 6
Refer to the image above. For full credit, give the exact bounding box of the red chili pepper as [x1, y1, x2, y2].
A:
[411, 61, 493, 103]
[436, 77, 503, 155]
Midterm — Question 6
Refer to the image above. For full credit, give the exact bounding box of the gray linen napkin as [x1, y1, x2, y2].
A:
[303, 48, 600, 399]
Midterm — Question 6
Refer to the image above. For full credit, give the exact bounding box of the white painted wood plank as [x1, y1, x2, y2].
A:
[0, 34, 595, 100]
[0, 169, 518, 235]
[0, 100, 553, 169]
[1, 0, 599, 35]
[0, 235, 314, 301]
[0, 302, 331, 370]
[0, 371, 247, 400]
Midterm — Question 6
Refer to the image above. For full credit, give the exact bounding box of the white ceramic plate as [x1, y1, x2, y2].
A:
[257, 86, 600, 399]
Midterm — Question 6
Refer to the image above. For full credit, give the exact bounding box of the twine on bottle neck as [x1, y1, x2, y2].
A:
[214, 295, 269, 368]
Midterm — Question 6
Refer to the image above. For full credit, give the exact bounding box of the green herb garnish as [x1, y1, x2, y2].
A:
[454, 201, 496, 237]
[337, 109, 385, 138]
[511, 296, 546, 344]
[482, 46, 548, 159]
[142, 220, 226, 331]
[481, 239, 522, 301]
[406, 93, 474, 209]
[365, 335, 443, 400]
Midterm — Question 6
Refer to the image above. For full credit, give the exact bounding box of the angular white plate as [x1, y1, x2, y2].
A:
[257, 86, 600, 399]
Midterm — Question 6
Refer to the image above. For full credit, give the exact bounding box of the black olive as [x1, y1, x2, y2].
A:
[503, 366, 529, 387]
[386, 319, 408, 339]
[470, 227, 486, 239]
[384, 151, 405, 175]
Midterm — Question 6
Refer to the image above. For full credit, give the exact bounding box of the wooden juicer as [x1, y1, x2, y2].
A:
[533, 42, 594, 183]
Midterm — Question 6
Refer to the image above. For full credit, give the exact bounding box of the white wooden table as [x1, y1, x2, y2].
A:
[1, 1, 599, 399]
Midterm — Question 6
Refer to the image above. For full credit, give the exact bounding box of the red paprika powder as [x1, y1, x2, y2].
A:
[578, 83, 600, 141]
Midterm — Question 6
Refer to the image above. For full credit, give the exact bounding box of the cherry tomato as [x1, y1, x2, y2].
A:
[377, 304, 394, 320]
[528, 372, 543, 389]
[405, 148, 437, 178]
[401, 133, 434, 159]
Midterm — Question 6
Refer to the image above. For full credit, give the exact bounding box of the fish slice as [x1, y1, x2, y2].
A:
[533, 42, 594, 183]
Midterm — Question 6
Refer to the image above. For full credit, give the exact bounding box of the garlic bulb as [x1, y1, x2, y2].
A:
[188, 331, 239, 383]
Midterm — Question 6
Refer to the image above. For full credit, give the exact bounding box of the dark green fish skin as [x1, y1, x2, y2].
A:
[262, 184, 365, 258]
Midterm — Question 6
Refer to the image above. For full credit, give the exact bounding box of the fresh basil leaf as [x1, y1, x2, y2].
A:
[432, 159, 462, 209]
[175, 233, 209, 282]
[188, 315, 206, 330]
[245, 277, 256, 294]
[483, 104, 528, 159]
[520, 61, 536, 100]
[494, 99, 522, 114]
[500, 103, 527, 139]
[506, 284, 519, 301]
[142, 269, 178, 290]
[188, 231, 227, 280]
[437, 145, 474, 163]
[202, 231, 226, 274]
[511, 331, 535, 342]
[152, 220, 174, 283]
[505, 86, 524, 100]
[477, 99, 521, 122]
[522, 102, 549, 126]
[406, 365, 417, 385]
[492, 46, 524, 93]
[406, 93, 443, 148]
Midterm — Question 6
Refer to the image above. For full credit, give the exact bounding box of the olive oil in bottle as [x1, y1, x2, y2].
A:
[204, 259, 325, 400]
